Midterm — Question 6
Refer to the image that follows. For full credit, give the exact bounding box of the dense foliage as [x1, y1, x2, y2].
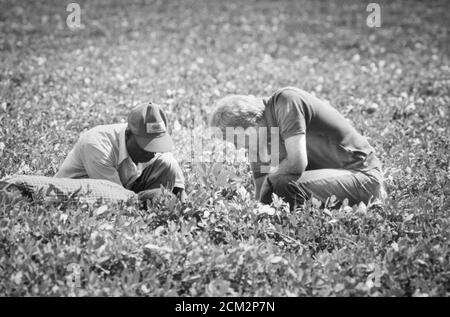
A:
[0, 0, 449, 296]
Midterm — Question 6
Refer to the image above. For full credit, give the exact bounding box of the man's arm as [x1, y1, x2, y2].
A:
[257, 134, 308, 202]
[254, 90, 309, 202]
[173, 187, 187, 203]
[272, 89, 308, 175]
[251, 134, 307, 200]
[271, 134, 308, 175]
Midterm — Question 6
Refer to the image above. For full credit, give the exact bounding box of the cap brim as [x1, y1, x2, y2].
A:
[135, 134, 175, 152]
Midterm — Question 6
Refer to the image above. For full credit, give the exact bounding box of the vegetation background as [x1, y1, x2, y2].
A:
[0, 0, 449, 296]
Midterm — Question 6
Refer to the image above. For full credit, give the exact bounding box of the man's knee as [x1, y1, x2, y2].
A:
[151, 152, 184, 190]
[269, 174, 309, 204]
[270, 174, 290, 197]
[153, 153, 179, 176]
[132, 153, 183, 193]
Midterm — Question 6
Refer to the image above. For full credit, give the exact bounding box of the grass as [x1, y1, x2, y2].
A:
[0, 0, 449, 296]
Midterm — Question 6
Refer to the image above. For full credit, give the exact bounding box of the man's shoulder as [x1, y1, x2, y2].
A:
[79, 123, 126, 147]
[269, 87, 309, 105]
[270, 87, 327, 117]
[85, 123, 126, 133]
[82, 123, 126, 137]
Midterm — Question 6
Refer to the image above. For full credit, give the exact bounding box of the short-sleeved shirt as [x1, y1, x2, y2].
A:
[55, 123, 184, 189]
[250, 87, 381, 179]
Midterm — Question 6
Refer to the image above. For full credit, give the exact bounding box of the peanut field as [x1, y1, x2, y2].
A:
[0, 0, 449, 296]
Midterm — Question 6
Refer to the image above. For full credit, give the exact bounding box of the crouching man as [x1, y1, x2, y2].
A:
[55, 102, 186, 202]
[210, 87, 383, 209]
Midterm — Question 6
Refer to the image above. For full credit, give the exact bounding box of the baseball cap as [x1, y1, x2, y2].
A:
[127, 102, 175, 152]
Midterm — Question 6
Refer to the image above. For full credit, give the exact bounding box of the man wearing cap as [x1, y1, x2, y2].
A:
[55, 103, 186, 202]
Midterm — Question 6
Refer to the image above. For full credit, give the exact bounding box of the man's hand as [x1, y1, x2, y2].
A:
[173, 187, 187, 203]
[138, 187, 186, 203]
[137, 188, 167, 202]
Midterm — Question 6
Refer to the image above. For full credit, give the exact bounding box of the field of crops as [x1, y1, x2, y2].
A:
[0, 0, 449, 296]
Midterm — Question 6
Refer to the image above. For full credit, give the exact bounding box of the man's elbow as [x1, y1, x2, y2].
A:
[289, 166, 305, 174]
[289, 158, 307, 174]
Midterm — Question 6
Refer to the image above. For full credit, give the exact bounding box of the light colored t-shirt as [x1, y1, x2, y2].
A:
[55, 123, 184, 189]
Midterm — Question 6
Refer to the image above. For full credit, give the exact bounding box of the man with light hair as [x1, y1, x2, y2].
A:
[210, 87, 383, 209]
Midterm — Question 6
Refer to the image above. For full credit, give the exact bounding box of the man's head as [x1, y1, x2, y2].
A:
[210, 95, 265, 130]
[209, 95, 265, 149]
[126, 103, 174, 163]
[125, 129, 156, 163]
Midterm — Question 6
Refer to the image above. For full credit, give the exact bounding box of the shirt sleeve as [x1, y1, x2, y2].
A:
[274, 90, 307, 140]
[80, 142, 123, 186]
